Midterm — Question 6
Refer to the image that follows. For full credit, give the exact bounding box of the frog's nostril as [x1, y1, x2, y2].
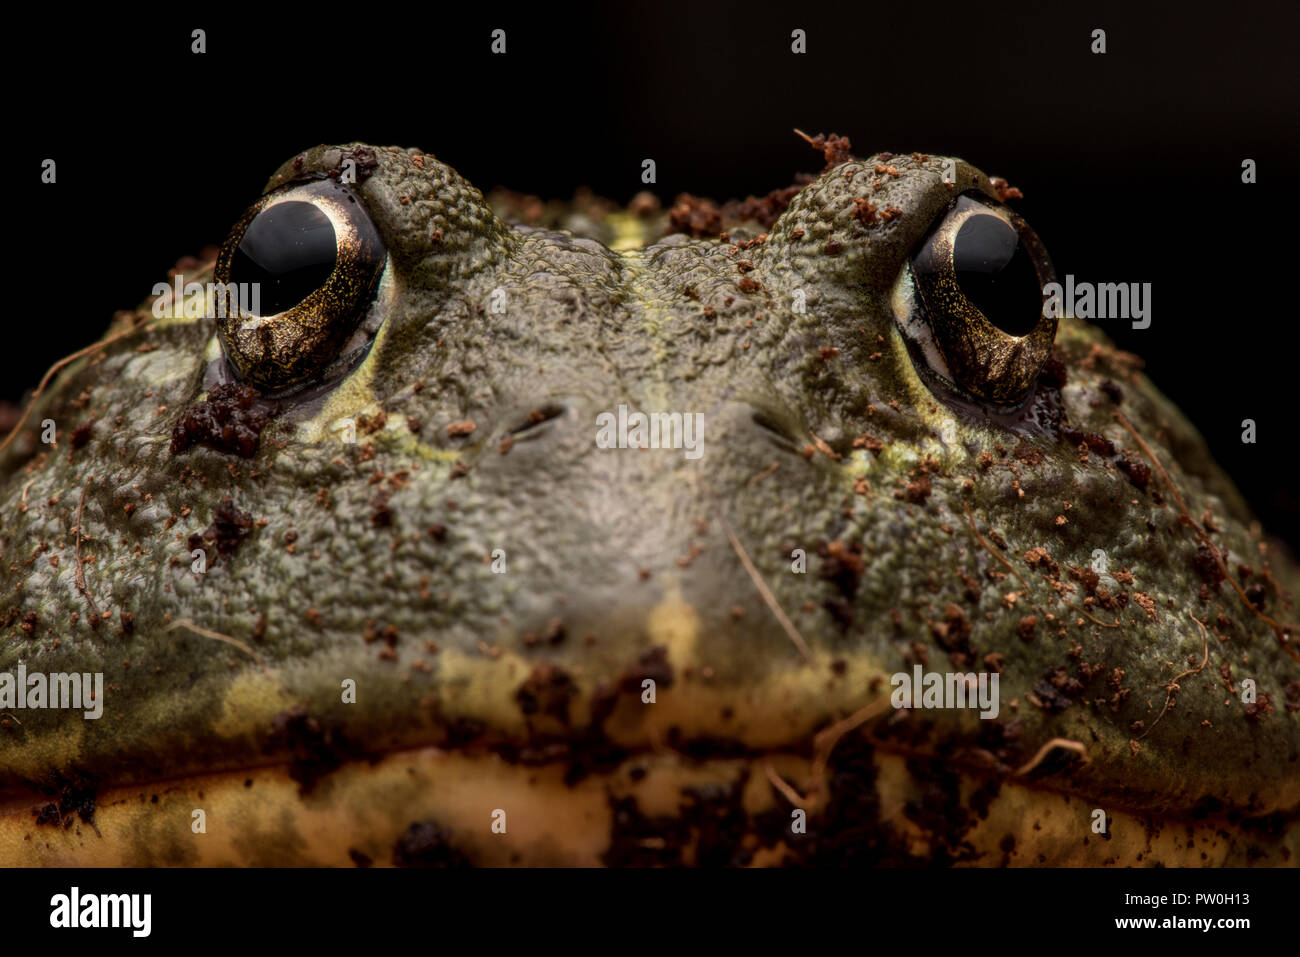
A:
[508, 403, 568, 436]
[750, 410, 802, 452]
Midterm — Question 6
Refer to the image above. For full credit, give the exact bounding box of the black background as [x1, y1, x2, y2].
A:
[8, 866, 1287, 942]
[15, 2, 1299, 545]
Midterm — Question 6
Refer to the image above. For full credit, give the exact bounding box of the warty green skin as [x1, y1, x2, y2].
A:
[1, 144, 1297, 861]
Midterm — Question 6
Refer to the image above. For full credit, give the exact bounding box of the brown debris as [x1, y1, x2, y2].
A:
[852, 198, 878, 225]
[989, 177, 1024, 202]
[188, 496, 254, 564]
[901, 475, 931, 505]
[170, 383, 274, 459]
[515, 664, 578, 724]
[793, 129, 854, 169]
[667, 194, 723, 237]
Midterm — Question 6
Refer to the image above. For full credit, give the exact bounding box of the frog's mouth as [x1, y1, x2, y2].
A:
[6, 720, 1298, 867]
[5, 541, 1299, 869]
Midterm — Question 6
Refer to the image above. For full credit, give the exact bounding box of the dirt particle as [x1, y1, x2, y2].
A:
[32, 776, 97, 830]
[370, 489, 393, 527]
[1133, 592, 1158, 621]
[929, 603, 974, 666]
[621, 646, 674, 693]
[1067, 565, 1101, 594]
[1244, 693, 1273, 722]
[852, 198, 877, 224]
[628, 191, 660, 217]
[1116, 456, 1151, 490]
[187, 496, 254, 564]
[358, 410, 387, 435]
[515, 664, 578, 723]
[901, 474, 932, 505]
[330, 146, 379, 183]
[989, 177, 1024, 202]
[796, 130, 854, 169]
[666, 194, 723, 237]
[70, 418, 96, 451]
[853, 434, 884, 454]
[1193, 544, 1227, 587]
[391, 820, 470, 868]
[1012, 441, 1043, 466]
[170, 383, 275, 458]
[267, 706, 367, 795]
[1022, 547, 1060, 579]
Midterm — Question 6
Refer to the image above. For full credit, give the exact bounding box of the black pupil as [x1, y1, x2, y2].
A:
[952, 214, 1041, 337]
[231, 201, 337, 316]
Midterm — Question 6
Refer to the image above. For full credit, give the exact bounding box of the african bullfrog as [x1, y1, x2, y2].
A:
[1, 141, 1297, 866]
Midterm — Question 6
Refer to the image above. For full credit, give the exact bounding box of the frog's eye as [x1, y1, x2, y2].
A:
[213, 179, 386, 393]
[891, 192, 1056, 406]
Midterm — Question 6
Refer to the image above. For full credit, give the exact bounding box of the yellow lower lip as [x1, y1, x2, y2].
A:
[5, 741, 1295, 866]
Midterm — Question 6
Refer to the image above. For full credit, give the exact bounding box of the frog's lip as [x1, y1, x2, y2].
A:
[6, 657, 1298, 823]
[6, 732, 1299, 866]
[11, 500, 1298, 824]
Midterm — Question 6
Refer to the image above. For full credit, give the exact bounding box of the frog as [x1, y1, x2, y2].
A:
[1, 139, 1297, 867]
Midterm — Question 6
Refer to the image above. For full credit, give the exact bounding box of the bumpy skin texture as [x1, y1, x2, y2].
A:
[2, 144, 1298, 866]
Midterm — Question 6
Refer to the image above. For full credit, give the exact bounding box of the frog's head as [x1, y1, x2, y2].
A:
[3, 144, 1297, 866]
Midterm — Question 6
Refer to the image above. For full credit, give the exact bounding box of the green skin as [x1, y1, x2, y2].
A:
[2, 144, 1297, 865]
